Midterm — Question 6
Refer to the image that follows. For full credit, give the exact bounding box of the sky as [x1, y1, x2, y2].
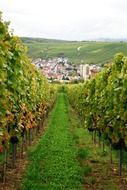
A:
[0, 0, 127, 40]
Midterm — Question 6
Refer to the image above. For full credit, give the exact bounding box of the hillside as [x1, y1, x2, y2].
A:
[21, 37, 127, 65]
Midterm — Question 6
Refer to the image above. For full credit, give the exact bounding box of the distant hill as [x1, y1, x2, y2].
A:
[21, 37, 69, 44]
[21, 37, 127, 65]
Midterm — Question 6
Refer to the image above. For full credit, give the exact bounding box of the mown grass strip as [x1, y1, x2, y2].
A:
[21, 93, 83, 190]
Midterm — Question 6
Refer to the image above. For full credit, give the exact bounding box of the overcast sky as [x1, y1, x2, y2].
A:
[0, 0, 127, 40]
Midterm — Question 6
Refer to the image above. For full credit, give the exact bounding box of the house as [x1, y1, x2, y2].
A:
[90, 68, 99, 78]
[80, 64, 90, 80]
[79, 64, 101, 80]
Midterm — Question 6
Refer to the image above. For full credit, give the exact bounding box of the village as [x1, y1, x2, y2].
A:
[32, 57, 101, 83]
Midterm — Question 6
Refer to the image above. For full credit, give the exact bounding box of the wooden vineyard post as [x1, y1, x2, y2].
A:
[102, 135, 105, 152]
[102, 139, 105, 152]
[36, 119, 40, 135]
[92, 131, 94, 141]
[94, 130, 97, 145]
[24, 130, 28, 151]
[32, 127, 35, 141]
[28, 128, 31, 145]
[21, 136, 24, 159]
[36, 125, 38, 136]
[32, 128, 34, 141]
[32, 128, 35, 140]
[30, 127, 33, 144]
[37, 124, 40, 135]
[12, 143, 17, 168]
[42, 118, 44, 129]
[110, 143, 113, 164]
[98, 131, 101, 147]
[3, 148, 8, 183]
[33, 127, 35, 140]
[41, 118, 43, 127]
[119, 148, 123, 176]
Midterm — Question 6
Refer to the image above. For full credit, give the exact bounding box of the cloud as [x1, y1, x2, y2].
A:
[0, 0, 127, 40]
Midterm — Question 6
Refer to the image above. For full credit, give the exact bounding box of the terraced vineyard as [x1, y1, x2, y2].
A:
[22, 37, 127, 65]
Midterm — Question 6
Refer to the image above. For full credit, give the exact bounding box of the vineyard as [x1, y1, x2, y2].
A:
[22, 37, 127, 65]
[66, 52, 127, 176]
[0, 12, 56, 184]
[1, 12, 127, 190]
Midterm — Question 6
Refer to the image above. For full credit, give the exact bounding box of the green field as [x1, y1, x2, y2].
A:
[21, 37, 127, 65]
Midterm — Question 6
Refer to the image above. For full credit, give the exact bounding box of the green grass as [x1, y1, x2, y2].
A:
[77, 148, 88, 159]
[70, 121, 127, 189]
[21, 93, 83, 190]
[67, 104, 127, 189]
[21, 37, 127, 65]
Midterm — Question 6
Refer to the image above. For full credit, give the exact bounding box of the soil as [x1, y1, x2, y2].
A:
[0, 118, 48, 190]
[75, 140, 127, 190]
[84, 159, 127, 190]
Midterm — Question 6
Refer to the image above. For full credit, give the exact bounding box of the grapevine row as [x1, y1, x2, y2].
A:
[66, 53, 127, 175]
[0, 13, 56, 181]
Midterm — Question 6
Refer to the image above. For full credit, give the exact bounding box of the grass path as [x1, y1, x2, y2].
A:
[69, 108, 127, 190]
[21, 93, 83, 190]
